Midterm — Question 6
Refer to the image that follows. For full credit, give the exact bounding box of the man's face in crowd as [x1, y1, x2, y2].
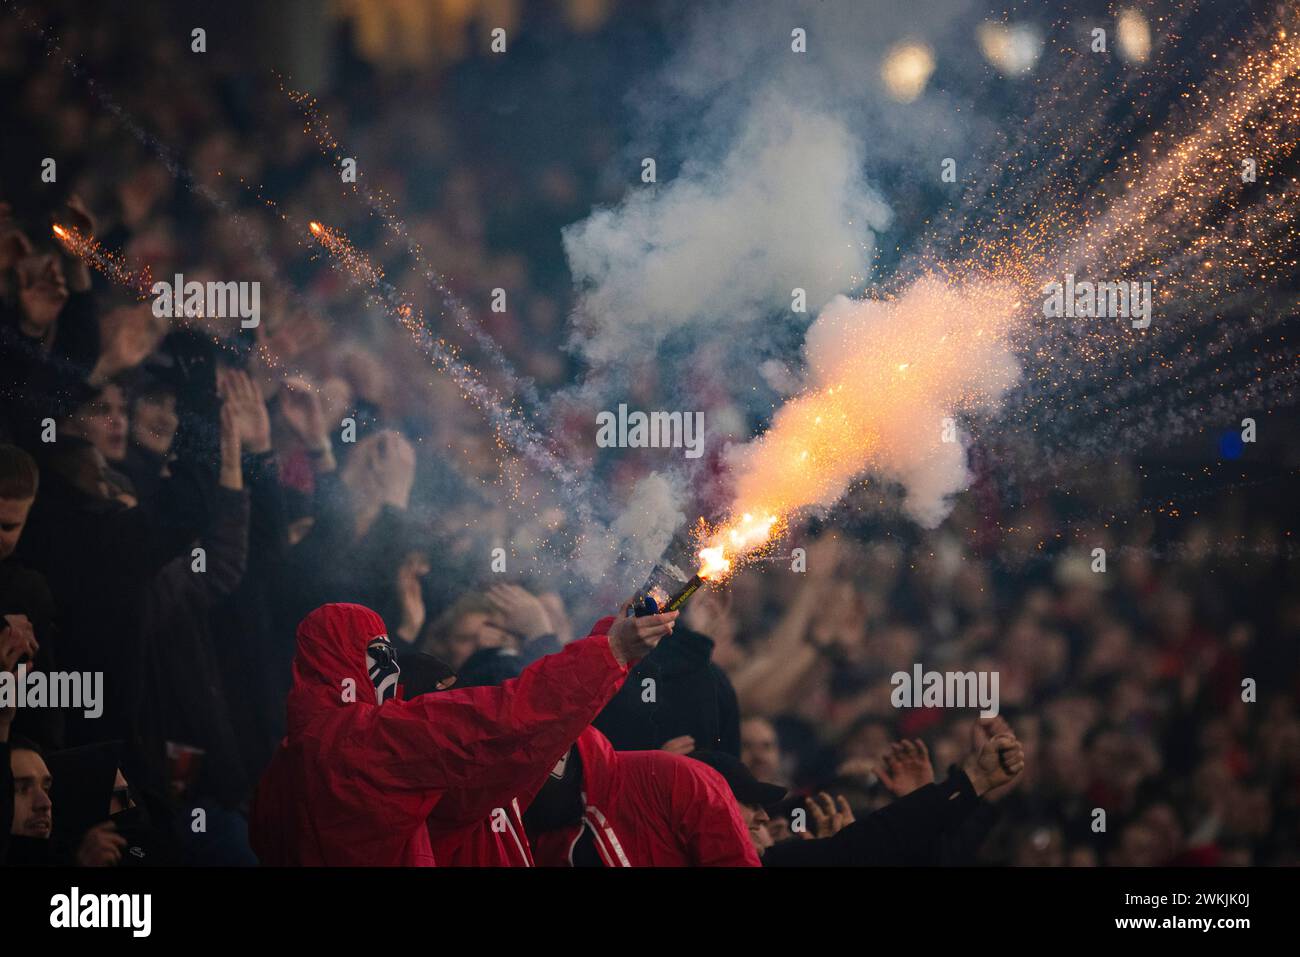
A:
[130, 392, 178, 457]
[0, 495, 34, 560]
[10, 748, 53, 839]
[15, 251, 68, 333]
[739, 802, 773, 855]
[741, 717, 782, 782]
[71, 384, 129, 463]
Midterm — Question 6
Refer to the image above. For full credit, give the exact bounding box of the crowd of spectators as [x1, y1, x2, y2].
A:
[1, 1, 1296, 867]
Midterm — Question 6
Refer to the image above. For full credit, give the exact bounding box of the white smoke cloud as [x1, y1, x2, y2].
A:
[565, 92, 891, 364]
[723, 277, 1023, 529]
[560, 0, 997, 378]
[573, 471, 686, 583]
[561, 0, 1013, 550]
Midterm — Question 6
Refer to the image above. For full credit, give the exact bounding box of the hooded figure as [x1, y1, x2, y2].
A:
[526, 726, 760, 867]
[45, 741, 172, 866]
[249, 603, 629, 866]
[593, 623, 740, 756]
[46, 742, 120, 845]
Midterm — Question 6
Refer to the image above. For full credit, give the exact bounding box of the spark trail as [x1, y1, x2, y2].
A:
[51, 224, 153, 298]
[694, 11, 1300, 580]
[304, 219, 595, 524]
[283, 82, 543, 411]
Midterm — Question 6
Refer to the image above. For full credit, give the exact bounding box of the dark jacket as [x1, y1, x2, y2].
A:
[210, 451, 289, 789]
[16, 466, 207, 756]
[594, 624, 740, 756]
[136, 485, 251, 805]
[763, 767, 984, 866]
[117, 441, 168, 507]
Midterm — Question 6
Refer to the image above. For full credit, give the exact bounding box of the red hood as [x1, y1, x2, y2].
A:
[529, 725, 760, 867]
[252, 608, 630, 866]
[286, 602, 388, 737]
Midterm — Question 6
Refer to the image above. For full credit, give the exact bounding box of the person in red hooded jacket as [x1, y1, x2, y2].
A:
[248, 602, 678, 866]
[525, 725, 760, 867]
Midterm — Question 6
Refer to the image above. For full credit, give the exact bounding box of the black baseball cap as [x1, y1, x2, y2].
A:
[690, 750, 788, 809]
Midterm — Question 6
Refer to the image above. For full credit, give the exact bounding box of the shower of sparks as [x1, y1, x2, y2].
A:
[14, 2, 329, 386]
[307, 220, 389, 291]
[15, 0, 1299, 595]
[965, 14, 1300, 489]
[20, 0, 592, 571]
[51, 224, 300, 377]
[284, 82, 543, 411]
[694, 12, 1300, 578]
[51, 223, 153, 298]
[304, 217, 596, 522]
[695, 512, 785, 581]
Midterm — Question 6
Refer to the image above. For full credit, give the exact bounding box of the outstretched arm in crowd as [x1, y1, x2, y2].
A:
[147, 399, 251, 607]
[218, 367, 286, 566]
[279, 429, 416, 626]
[355, 610, 680, 817]
[876, 733, 1004, 864]
[764, 718, 1024, 866]
[730, 573, 827, 714]
[876, 739, 935, 798]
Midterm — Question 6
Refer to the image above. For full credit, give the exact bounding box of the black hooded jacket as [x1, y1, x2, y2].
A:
[593, 624, 740, 756]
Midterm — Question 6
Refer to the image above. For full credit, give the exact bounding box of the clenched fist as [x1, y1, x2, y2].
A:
[961, 717, 1025, 797]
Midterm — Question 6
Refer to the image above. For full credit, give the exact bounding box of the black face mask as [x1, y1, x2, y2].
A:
[366, 636, 400, 704]
[523, 747, 584, 832]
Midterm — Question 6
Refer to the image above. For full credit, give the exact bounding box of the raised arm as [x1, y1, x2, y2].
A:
[352, 611, 678, 808]
[763, 719, 1024, 866]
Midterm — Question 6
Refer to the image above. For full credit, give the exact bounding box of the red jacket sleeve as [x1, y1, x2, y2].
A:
[667, 757, 762, 867]
[345, 625, 627, 812]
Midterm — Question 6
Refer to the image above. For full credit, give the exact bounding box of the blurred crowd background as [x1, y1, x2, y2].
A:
[1, 0, 1297, 866]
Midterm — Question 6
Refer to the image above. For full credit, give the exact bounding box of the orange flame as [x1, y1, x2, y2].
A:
[696, 511, 780, 581]
[697, 546, 730, 580]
